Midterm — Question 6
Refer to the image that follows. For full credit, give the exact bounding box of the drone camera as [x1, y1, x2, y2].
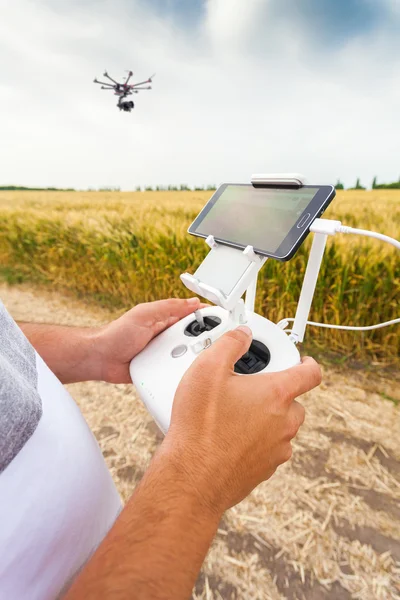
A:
[119, 100, 135, 112]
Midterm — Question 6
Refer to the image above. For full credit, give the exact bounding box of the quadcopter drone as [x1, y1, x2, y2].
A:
[93, 70, 154, 112]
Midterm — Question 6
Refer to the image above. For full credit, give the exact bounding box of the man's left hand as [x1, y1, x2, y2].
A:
[94, 297, 202, 383]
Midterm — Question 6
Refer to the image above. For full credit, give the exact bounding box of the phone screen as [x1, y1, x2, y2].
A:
[189, 184, 334, 259]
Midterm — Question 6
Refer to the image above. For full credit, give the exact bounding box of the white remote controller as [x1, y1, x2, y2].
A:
[129, 173, 322, 433]
[129, 305, 300, 433]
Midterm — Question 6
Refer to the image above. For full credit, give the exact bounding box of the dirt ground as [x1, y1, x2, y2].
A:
[1, 282, 400, 600]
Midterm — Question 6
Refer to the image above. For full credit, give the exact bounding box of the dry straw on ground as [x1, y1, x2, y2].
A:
[2, 282, 399, 599]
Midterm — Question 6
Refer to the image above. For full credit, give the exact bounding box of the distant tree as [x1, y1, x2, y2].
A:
[335, 180, 344, 190]
[167, 185, 178, 191]
[372, 176, 377, 189]
[179, 184, 190, 191]
[356, 178, 365, 190]
[145, 186, 153, 192]
[349, 178, 366, 190]
[382, 175, 400, 189]
[135, 186, 142, 192]
[375, 179, 400, 189]
[387, 180, 400, 189]
[194, 186, 204, 191]
[206, 184, 217, 191]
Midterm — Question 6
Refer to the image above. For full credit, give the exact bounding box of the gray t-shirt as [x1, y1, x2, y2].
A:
[0, 301, 42, 472]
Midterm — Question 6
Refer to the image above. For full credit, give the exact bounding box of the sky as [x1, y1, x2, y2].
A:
[0, 0, 399, 190]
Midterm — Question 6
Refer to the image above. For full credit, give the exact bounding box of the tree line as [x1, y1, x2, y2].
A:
[0, 184, 215, 192]
[136, 184, 217, 192]
[0, 185, 75, 191]
[2, 177, 400, 192]
[335, 176, 400, 190]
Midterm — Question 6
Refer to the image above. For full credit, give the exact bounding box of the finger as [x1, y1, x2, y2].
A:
[151, 314, 181, 336]
[205, 326, 253, 369]
[145, 297, 201, 325]
[151, 300, 210, 334]
[261, 356, 322, 403]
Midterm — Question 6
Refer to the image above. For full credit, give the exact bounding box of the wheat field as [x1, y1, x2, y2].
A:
[0, 189, 399, 361]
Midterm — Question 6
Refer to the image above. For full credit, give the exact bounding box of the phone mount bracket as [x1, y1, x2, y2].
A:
[251, 173, 307, 189]
[180, 237, 267, 316]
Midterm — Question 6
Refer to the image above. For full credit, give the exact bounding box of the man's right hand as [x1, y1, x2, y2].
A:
[164, 325, 322, 516]
[64, 325, 322, 600]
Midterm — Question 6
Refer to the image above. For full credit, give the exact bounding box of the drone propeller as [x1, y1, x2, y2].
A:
[94, 79, 115, 87]
[124, 70, 134, 85]
[130, 74, 155, 88]
[103, 71, 119, 85]
[132, 86, 152, 91]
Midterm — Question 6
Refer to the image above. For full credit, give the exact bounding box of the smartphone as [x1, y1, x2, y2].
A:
[188, 183, 335, 261]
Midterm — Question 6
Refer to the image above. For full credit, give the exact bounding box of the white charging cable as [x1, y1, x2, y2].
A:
[310, 219, 400, 250]
[278, 317, 400, 332]
[279, 218, 400, 337]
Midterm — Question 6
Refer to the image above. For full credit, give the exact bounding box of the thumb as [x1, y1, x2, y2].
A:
[206, 326, 253, 369]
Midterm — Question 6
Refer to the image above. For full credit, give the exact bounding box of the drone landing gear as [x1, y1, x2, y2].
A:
[118, 100, 134, 112]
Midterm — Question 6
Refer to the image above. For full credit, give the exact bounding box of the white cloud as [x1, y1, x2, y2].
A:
[205, 0, 269, 48]
[0, 0, 399, 190]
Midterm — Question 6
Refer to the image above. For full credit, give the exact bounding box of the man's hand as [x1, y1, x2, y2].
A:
[164, 325, 322, 514]
[94, 297, 202, 383]
[64, 326, 321, 600]
[19, 297, 202, 384]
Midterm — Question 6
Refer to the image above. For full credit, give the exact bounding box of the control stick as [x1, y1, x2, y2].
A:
[194, 309, 205, 330]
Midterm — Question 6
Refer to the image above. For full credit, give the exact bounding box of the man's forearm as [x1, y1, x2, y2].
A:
[18, 322, 101, 383]
[64, 444, 221, 600]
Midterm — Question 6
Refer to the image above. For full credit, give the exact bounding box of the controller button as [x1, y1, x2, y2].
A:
[171, 344, 188, 358]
